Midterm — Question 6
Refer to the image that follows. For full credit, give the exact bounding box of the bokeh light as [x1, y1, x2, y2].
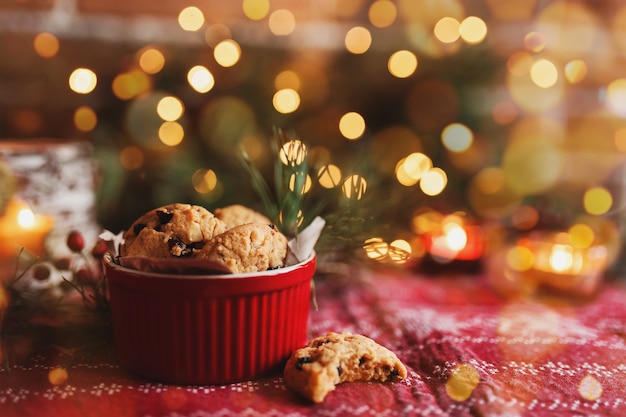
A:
[192, 168, 218, 194]
[342, 174, 367, 200]
[214, 39, 241, 67]
[420, 168, 447, 196]
[318, 164, 342, 188]
[564, 59, 587, 84]
[137, 47, 165, 74]
[445, 363, 480, 402]
[368, 0, 397, 28]
[273, 88, 300, 113]
[345, 26, 372, 54]
[74, 105, 97, 132]
[69, 68, 97, 94]
[441, 123, 473, 152]
[459, 16, 487, 44]
[279, 139, 307, 166]
[269, 9, 296, 36]
[434, 17, 461, 44]
[583, 187, 613, 215]
[157, 96, 184, 121]
[243, 0, 270, 20]
[178, 6, 205, 31]
[112, 69, 151, 100]
[530, 59, 558, 88]
[388, 50, 418, 78]
[339, 112, 366, 140]
[159, 121, 185, 146]
[187, 65, 215, 93]
[33, 32, 59, 58]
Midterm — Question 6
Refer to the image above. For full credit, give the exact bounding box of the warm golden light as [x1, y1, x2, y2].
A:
[243, 0, 270, 21]
[524, 31, 545, 52]
[420, 168, 447, 196]
[446, 363, 480, 402]
[275, 70, 301, 91]
[289, 173, 312, 194]
[178, 6, 205, 31]
[507, 245, 535, 271]
[530, 58, 558, 88]
[568, 223, 595, 248]
[345, 26, 372, 54]
[434, 17, 461, 43]
[188, 65, 215, 93]
[74, 105, 97, 132]
[564, 59, 587, 84]
[388, 50, 418, 78]
[318, 164, 342, 188]
[460, 16, 487, 44]
[339, 112, 366, 140]
[192, 168, 218, 193]
[442, 123, 473, 152]
[112, 70, 151, 100]
[17, 207, 35, 228]
[368, 0, 397, 28]
[269, 9, 296, 36]
[273, 88, 300, 113]
[138, 47, 165, 74]
[549, 244, 574, 272]
[214, 40, 241, 67]
[579, 375, 603, 401]
[33, 32, 59, 58]
[279, 139, 307, 166]
[607, 79, 626, 117]
[158, 121, 185, 146]
[342, 174, 367, 200]
[583, 187, 613, 215]
[395, 152, 432, 186]
[157, 96, 184, 121]
[69, 68, 97, 94]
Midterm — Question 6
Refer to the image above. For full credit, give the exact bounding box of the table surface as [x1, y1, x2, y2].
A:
[2, 262, 626, 417]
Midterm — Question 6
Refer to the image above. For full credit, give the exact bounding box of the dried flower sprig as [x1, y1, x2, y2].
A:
[0, 232, 111, 371]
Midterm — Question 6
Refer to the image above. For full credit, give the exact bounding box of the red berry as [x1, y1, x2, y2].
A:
[32, 264, 51, 281]
[67, 231, 85, 253]
[91, 240, 108, 259]
[75, 268, 93, 284]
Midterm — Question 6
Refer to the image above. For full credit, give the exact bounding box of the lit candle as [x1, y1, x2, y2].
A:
[0, 197, 54, 259]
[501, 231, 609, 298]
[423, 216, 484, 262]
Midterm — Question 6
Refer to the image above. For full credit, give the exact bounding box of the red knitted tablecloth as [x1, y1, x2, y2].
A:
[2, 265, 626, 416]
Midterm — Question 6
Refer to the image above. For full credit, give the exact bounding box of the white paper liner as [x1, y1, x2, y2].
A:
[99, 216, 325, 275]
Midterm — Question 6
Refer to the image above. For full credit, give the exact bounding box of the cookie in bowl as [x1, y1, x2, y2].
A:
[120, 203, 227, 258]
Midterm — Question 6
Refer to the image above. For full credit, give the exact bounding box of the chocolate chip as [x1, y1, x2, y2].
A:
[269, 224, 276, 229]
[389, 369, 400, 378]
[168, 237, 193, 257]
[359, 357, 367, 366]
[133, 223, 147, 235]
[156, 210, 174, 224]
[189, 241, 205, 250]
[337, 366, 343, 376]
[296, 357, 313, 370]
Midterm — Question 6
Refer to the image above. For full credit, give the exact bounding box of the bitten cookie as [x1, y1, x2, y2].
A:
[214, 204, 272, 229]
[283, 332, 407, 403]
[120, 203, 227, 258]
[194, 223, 288, 273]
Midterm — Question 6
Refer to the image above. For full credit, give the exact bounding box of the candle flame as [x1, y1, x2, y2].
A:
[17, 207, 36, 228]
[549, 244, 573, 272]
[444, 223, 468, 251]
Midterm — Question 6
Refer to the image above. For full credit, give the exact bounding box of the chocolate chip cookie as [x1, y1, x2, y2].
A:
[194, 223, 288, 273]
[214, 204, 273, 228]
[283, 332, 407, 403]
[120, 203, 227, 258]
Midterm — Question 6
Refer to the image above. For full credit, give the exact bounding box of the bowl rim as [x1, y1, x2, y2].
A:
[103, 251, 316, 280]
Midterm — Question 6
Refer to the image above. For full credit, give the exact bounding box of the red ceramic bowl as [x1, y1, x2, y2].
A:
[104, 253, 316, 385]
